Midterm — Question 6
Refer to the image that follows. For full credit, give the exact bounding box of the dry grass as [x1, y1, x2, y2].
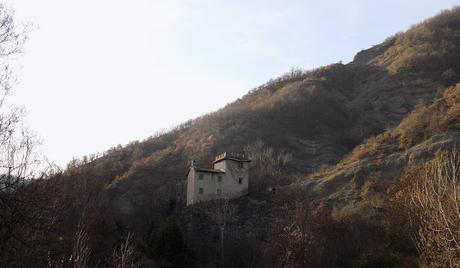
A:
[375, 7, 460, 76]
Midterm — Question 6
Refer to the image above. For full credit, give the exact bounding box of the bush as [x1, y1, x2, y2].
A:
[405, 149, 460, 267]
[143, 216, 195, 268]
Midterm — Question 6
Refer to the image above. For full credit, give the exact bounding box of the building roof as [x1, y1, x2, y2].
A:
[186, 152, 250, 177]
[213, 152, 251, 164]
[186, 166, 225, 177]
[194, 167, 225, 174]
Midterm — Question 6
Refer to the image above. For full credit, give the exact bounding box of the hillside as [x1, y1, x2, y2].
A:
[86, 6, 460, 228]
[28, 6, 460, 267]
[306, 82, 460, 212]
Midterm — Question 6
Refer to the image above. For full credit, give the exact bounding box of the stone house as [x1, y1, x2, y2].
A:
[186, 152, 250, 206]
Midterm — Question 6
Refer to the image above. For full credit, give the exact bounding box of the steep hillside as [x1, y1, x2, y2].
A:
[44, 6, 460, 267]
[305, 82, 460, 217]
[84, 7, 459, 230]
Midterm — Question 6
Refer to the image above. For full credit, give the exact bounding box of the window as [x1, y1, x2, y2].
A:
[198, 174, 204, 180]
[218, 176, 222, 182]
[217, 189, 222, 195]
[238, 162, 244, 168]
[199, 188, 204, 194]
[238, 178, 243, 184]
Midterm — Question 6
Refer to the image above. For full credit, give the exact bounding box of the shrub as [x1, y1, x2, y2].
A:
[405, 149, 460, 267]
[143, 216, 195, 268]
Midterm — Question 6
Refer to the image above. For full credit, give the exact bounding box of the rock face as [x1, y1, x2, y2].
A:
[178, 192, 278, 267]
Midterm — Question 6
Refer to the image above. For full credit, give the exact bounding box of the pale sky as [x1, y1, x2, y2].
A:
[4, 0, 459, 167]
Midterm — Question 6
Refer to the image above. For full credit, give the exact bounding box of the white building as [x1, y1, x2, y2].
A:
[186, 152, 250, 206]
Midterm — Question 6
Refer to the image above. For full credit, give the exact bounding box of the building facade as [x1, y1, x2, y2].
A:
[186, 153, 250, 206]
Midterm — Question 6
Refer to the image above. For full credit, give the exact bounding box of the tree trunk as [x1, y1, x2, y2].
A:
[220, 226, 225, 267]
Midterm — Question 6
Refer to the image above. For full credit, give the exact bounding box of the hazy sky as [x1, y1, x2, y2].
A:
[4, 0, 459, 167]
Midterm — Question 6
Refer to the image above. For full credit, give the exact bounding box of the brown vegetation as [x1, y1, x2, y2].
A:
[244, 140, 293, 191]
[267, 196, 417, 268]
[3, 4, 460, 268]
[375, 7, 460, 79]
[404, 149, 460, 267]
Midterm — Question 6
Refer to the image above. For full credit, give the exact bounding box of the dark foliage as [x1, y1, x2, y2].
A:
[142, 216, 195, 268]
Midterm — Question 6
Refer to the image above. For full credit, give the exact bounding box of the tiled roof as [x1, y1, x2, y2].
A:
[194, 167, 225, 174]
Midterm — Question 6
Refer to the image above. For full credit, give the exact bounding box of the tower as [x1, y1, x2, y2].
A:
[186, 153, 250, 206]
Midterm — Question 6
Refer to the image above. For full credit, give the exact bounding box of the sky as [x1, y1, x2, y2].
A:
[3, 0, 459, 167]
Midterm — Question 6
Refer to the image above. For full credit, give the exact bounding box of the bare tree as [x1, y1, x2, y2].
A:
[244, 140, 292, 191]
[204, 198, 235, 267]
[112, 233, 139, 268]
[45, 225, 92, 268]
[407, 149, 460, 267]
[0, 3, 56, 266]
[71, 227, 91, 268]
[269, 199, 325, 268]
[0, 2, 33, 195]
[0, 3, 28, 102]
[0, 0, 33, 194]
